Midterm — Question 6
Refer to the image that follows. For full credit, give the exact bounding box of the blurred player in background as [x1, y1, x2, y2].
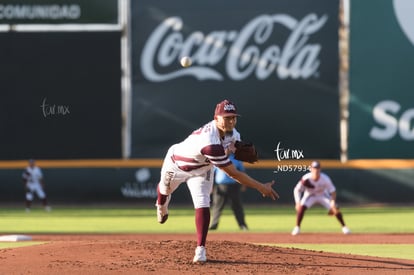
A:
[155, 99, 279, 263]
[292, 160, 350, 235]
[22, 159, 51, 212]
[209, 153, 248, 231]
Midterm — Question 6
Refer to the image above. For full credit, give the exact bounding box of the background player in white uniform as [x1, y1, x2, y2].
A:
[155, 99, 279, 263]
[22, 159, 51, 212]
[292, 161, 350, 235]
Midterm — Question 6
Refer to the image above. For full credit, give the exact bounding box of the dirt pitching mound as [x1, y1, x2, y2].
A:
[0, 233, 413, 274]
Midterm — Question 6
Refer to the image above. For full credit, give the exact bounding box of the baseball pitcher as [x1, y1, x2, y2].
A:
[155, 99, 279, 263]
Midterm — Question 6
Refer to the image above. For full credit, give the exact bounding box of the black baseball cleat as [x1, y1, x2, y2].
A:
[209, 224, 218, 230]
[159, 214, 168, 224]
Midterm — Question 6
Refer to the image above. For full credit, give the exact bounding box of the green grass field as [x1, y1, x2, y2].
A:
[0, 205, 413, 260]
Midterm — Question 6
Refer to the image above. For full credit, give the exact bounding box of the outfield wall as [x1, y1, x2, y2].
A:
[348, 0, 414, 159]
[1, 1, 413, 205]
[0, 0, 123, 160]
[0, 160, 412, 205]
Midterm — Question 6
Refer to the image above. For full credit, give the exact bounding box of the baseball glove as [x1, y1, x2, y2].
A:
[328, 205, 340, 215]
[234, 141, 258, 163]
[328, 200, 340, 215]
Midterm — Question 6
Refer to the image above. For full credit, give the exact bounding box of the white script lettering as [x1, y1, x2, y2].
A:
[40, 97, 70, 118]
[140, 14, 327, 82]
[274, 141, 305, 161]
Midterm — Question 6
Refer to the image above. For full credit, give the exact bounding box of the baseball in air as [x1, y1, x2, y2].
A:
[180, 56, 192, 67]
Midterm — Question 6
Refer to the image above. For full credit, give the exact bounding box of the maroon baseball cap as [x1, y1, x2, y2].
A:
[311, 161, 321, 169]
[214, 100, 240, 117]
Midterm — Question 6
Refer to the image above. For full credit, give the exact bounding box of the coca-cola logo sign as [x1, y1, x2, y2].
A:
[140, 13, 328, 82]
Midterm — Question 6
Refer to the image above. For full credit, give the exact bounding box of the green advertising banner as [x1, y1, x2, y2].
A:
[130, 0, 340, 160]
[348, 0, 414, 159]
[0, 0, 118, 24]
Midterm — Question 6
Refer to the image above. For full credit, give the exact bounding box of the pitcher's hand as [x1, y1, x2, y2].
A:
[261, 180, 279, 200]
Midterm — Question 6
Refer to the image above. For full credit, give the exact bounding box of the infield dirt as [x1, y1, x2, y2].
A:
[0, 233, 413, 274]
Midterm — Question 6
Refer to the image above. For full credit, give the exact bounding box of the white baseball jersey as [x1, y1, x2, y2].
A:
[22, 166, 43, 185]
[293, 172, 336, 209]
[22, 166, 46, 200]
[159, 120, 241, 208]
[172, 120, 241, 174]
